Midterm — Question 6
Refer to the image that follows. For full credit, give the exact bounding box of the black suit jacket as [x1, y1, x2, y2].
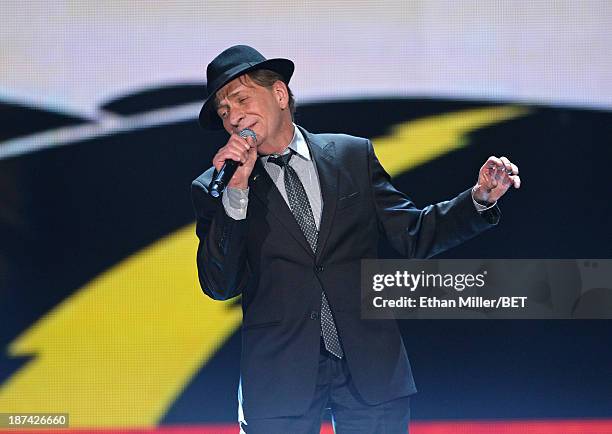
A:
[191, 126, 499, 418]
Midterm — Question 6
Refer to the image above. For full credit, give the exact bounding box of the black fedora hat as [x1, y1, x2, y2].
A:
[198, 45, 294, 130]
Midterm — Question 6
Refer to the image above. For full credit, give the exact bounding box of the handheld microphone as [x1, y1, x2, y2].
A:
[210, 128, 257, 198]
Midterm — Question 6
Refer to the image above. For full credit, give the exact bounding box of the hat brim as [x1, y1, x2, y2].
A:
[198, 57, 294, 130]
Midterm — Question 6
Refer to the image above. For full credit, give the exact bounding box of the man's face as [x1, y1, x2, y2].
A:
[215, 74, 289, 154]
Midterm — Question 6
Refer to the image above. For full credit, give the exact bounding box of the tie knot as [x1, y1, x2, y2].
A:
[268, 150, 293, 168]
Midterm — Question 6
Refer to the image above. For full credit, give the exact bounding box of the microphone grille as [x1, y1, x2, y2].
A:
[239, 128, 257, 142]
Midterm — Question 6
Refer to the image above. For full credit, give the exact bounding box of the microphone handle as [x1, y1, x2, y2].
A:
[210, 159, 239, 198]
[209, 128, 256, 198]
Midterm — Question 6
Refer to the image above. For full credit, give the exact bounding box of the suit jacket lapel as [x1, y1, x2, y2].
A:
[299, 127, 339, 262]
[249, 157, 314, 256]
[248, 126, 339, 261]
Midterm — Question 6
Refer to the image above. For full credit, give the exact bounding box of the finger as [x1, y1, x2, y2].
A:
[500, 156, 513, 174]
[232, 149, 248, 164]
[218, 147, 248, 164]
[485, 156, 504, 171]
[480, 168, 496, 189]
[237, 131, 257, 149]
[243, 144, 258, 164]
[213, 156, 243, 170]
[510, 175, 521, 189]
[493, 164, 504, 181]
[212, 152, 230, 167]
[229, 135, 251, 151]
[498, 164, 513, 184]
[244, 133, 257, 148]
[510, 163, 519, 175]
[216, 147, 241, 162]
[232, 142, 250, 155]
[227, 134, 250, 151]
[227, 139, 251, 155]
[241, 136, 254, 150]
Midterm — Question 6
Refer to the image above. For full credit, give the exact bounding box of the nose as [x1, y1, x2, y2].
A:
[229, 107, 245, 130]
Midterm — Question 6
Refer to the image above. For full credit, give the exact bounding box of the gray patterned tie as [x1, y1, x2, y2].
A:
[268, 151, 344, 358]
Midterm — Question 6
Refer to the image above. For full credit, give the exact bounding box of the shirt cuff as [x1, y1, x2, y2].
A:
[471, 186, 497, 212]
[222, 186, 249, 220]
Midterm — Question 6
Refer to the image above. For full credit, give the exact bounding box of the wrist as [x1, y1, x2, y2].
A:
[228, 174, 249, 189]
[472, 185, 493, 205]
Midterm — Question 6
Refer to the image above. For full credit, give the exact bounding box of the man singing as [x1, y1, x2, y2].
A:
[191, 45, 520, 434]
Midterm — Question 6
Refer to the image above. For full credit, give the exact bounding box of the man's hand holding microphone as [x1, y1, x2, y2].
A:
[210, 128, 258, 196]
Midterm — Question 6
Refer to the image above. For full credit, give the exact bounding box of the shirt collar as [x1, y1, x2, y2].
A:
[289, 124, 311, 161]
[263, 124, 311, 162]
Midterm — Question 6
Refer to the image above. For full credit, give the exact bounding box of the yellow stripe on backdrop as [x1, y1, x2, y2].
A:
[0, 105, 528, 427]
[372, 106, 529, 176]
[0, 224, 242, 427]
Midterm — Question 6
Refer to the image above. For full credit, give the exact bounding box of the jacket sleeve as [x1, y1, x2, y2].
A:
[191, 175, 249, 300]
[366, 138, 500, 258]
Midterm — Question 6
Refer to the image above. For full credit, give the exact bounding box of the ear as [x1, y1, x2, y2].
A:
[272, 80, 289, 110]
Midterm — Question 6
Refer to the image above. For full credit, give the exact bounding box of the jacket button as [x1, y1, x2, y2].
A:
[310, 311, 318, 320]
[315, 265, 324, 272]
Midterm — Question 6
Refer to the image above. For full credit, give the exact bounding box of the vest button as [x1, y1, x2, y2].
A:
[315, 265, 324, 272]
[310, 311, 318, 320]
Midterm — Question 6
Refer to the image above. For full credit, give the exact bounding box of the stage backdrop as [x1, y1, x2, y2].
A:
[1, 1, 611, 433]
